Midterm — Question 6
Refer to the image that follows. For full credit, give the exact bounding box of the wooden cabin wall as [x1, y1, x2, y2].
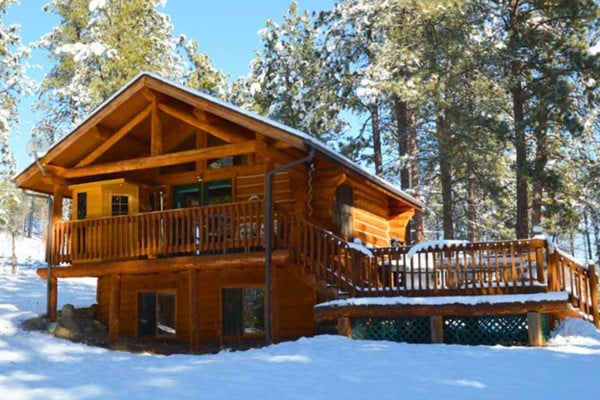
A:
[95, 262, 317, 347]
[310, 160, 345, 231]
[272, 265, 317, 341]
[352, 184, 394, 247]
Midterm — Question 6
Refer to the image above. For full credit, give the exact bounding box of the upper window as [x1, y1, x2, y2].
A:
[77, 192, 87, 220]
[207, 135, 247, 170]
[111, 195, 129, 216]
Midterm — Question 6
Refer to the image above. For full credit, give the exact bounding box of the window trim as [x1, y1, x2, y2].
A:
[136, 290, 177, 339]
[221, 286, 265, 338]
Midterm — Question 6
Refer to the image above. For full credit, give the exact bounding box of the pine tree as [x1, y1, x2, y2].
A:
[480, 0, 600, 238]
[34, 0, 185, 143]
[0, 0, 28, 174]
[179, 37, 230, 99]
[240, 2, 346, 142]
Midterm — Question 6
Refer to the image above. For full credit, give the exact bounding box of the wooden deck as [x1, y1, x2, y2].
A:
[46, 200, 600, 329]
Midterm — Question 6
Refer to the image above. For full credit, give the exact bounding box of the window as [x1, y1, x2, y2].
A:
[111, 195, 129, 216]
[222, 288, 264, 336]
[77, 192, 87, 219]
[138, 292, 176, 338]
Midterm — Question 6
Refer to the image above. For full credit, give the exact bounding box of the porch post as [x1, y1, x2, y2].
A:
[527, 312, 543, 346]
[108, 273, 121, 344]
[188, 269, 200, 352]
[48, 187, 63, 321]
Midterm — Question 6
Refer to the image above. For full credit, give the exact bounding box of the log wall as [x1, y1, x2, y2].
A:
[95, 261, 316, 348]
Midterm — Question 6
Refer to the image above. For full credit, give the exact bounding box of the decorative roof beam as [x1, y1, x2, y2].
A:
[158, 102, 247, 143]
[57, 140, 259, 179]
[76, 104, 153, 168]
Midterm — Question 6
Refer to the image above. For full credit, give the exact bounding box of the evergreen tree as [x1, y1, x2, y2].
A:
[0, 176, 27, 273]
[0, 0, 28, 174]
[34, 0, 185, 143]
[179, 37, 230, 99]
[480, 0, 600, 238]
[240, 2, 346, 142]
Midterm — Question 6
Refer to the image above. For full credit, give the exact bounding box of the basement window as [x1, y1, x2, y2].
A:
[138, 291, 177, 338]
[222, 287, 264, 336]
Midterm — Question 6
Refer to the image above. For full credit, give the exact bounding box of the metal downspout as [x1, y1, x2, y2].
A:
[265, 146, 315, 345]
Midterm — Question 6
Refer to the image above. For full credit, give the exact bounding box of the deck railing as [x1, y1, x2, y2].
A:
[370, 239, 548, 296]
[552, 249, 599, 326]
[277, 212, 374, 297]
[51, 202, 600, 325]
[51, 200, 266, 264]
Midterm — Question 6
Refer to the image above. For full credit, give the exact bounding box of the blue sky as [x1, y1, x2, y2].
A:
[6, 0, 336, 170]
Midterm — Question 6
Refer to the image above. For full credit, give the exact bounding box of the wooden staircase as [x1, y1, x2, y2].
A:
[275, 209, 600, 328]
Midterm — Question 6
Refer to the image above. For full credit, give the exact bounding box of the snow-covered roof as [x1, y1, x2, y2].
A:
[18, 72, 422, 209]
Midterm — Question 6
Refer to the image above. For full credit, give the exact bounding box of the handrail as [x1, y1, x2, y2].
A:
[276, 209, 374, 297]
[50, 200, 600, 327]
[371, 239, 548, 296]
[552, 248, 600, 327]
[51, 200, 266, 263]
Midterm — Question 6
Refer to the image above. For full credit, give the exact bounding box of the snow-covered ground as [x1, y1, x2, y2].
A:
[1, 234, 600, 399]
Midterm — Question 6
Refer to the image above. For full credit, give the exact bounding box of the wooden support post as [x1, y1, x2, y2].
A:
[527, 312, 543, 346]
[188, 269, 200, 353]
[588, 264, 600, 329]
[546, 247, 561, 292]
[47, 186, 63, 321]
[108, 274, 121, 344]
[535, 247, 545, 285]
[430, 315, 444, 344]
[337, 317, 352, 338]
[48, 276, 58, 321]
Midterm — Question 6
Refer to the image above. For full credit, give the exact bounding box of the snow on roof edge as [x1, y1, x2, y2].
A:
[19, 72, 423, 209]
[140, 72, 423, 209]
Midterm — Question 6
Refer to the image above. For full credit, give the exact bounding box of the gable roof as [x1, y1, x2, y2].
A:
[15, 72, 423, 210]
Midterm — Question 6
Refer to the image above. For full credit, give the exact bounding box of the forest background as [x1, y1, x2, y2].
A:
[0, 0, 598, 265]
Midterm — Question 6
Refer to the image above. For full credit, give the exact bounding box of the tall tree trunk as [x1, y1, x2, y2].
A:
[531, 128, 547, 229]
[513, 82, 528, 239]
[593, 213, 600, 265]
[438, 112, 454, 240]
[371, 104, 383, 176]
[10, 231, 16, 274]
[466, 175, 478, 242]
[509, 0, 529, 239]
[26, 197, 34, 238]
[395, 97, 424, 243]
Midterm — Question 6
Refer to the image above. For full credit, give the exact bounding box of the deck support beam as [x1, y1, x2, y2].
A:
[430, 315, 444, 344]
[188, 269, 200, 353]
[48, 276, 58, 321]
[527, 312, 543, 346]
[108, 274, 121, 344]
[337, 317, 352, 338]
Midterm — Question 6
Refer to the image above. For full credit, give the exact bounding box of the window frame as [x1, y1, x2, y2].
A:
[221, 286, 265, 338]
[111, 194, 129, 216]
[137, 290, 177, 339]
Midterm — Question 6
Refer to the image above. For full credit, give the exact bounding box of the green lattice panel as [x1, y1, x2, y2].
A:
[443, 315, 529, 346]
[352, 317, 431, 344]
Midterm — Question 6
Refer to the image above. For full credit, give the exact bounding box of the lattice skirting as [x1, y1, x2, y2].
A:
[351, 314, 550, 346]
[352, 317, 431, 344]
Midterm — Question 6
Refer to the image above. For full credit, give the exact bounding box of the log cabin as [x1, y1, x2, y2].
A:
[15, 73, 599, 350]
